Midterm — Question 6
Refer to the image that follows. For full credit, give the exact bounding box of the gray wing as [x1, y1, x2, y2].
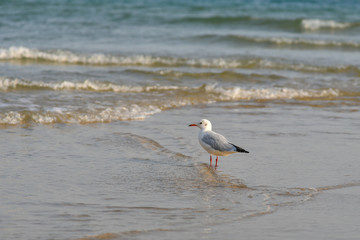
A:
[201, 131, 235, 152]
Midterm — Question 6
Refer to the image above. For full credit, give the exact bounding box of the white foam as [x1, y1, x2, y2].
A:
[99, 105, 161, 121]
[0, 46, 263, 68]
[0, 78, 187, 92]
[1, 46, 358, 72]
[0, 78, 22, 90]
[0, 77, 341, 100]
[0, 111, 22, 125]
[206, 85, 340, 100]
[0, 46, 107, 64]
[0, 46, 178, 66]
[301, 19, 351, 30]
[0, 105, 162, 125]
[0, 83, 343, 126]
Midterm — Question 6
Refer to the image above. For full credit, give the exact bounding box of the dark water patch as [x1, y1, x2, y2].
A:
[171, 15, 359, 32]
[171, 15, 303, 32]
[125, 68, 286, 84]
[191, 33, 360, 50]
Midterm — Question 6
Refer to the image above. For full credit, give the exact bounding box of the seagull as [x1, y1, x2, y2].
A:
[189, 119, 249, 167]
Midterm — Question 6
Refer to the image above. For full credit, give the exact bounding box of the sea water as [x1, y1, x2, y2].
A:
[1, 1, 360, 239]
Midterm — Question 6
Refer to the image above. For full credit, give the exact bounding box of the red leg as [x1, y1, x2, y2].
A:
[215, 156, 219, 167]
[210, 155, 212, 166]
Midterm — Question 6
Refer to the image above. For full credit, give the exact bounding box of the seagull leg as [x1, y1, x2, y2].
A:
[215, 156, 219, 167]
[209, 155, 212, 166]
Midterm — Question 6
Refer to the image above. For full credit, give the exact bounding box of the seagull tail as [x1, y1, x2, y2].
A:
[231, 143, 249, 153]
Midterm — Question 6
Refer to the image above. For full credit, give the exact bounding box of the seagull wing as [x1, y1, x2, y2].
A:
[201, 131, 236, 153]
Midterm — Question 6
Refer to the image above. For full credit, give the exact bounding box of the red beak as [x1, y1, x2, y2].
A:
[188, 124, 197, 127]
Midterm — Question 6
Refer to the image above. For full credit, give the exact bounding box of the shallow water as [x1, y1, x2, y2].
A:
[1, 105, 360, 240]
[1, 0, 360, 239]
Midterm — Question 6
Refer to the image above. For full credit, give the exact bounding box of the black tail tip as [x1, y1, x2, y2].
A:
[232, 143, 249, 153]
[239, 148, 249, 153]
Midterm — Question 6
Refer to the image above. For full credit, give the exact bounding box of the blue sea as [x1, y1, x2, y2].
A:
[1, 1, 360, 239]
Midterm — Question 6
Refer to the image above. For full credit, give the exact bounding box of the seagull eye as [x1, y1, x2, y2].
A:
[199, 122, 202, 124]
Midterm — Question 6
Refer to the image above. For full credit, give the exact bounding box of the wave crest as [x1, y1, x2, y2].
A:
[0, 46, 172, 66]
[301, 19, 351, 30]
[1, 47, 359, 74]
[205, 84, 340, 100]
[0, 78, 187, 92]
[0, 78, 341, 100]
[0, 105, 161, 126]
[0, 81, 347, 127]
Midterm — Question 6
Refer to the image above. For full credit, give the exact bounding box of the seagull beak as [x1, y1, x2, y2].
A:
[188, 124, 197, 127]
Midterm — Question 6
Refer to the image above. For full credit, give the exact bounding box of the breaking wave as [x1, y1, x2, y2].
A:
[301, 19, 352, 30]
[0, 78, 347, 127]
[206, 85, 341, 101]
[0, 77, 186, 92]
[0, 105, 162, 126]
[1, 47, 360, 74]
[0, 46, 172, 66]
[0, 78, 342, 99]
[1, 76, 354, 127]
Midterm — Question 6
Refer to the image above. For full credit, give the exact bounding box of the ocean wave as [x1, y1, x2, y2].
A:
[0, 46, 251, 68]
[1, 47, 360, 74]
[0, 46, 175, 66]
[173, 15, 302, 29]
[205, 85, 340, 100]
[174, 15, 356, 31]
[301, 19, 352, 30]
[206, 34, 360, 48]
[0, 82, 348, 127]
[0, 77, 187, 92]
[0, 78, 343, 100]
[127, 69, 285, 83]
[0, 105, 162, 126]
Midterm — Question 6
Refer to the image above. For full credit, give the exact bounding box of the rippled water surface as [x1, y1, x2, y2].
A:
[1, 0, 360, 239]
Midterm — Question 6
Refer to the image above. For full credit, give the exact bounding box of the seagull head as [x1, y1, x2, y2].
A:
[189, 119, 212, 131]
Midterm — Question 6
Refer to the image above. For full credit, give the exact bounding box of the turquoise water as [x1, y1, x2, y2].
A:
[1, 0, 359, 125]
[2, 0, 360, 55]
[1, 1, 360, 240]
